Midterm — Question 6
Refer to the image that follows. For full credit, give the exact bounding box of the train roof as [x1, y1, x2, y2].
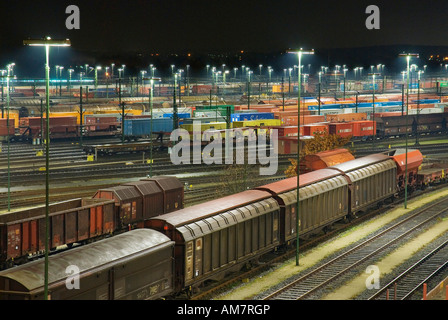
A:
[149, 189, 272, 227]
[255, 168, 344, 195]
[141, 175, 184, 191]
[328, 153, 392, 173]
[0, 229, 172, 295]
[122, 180, 163, 196]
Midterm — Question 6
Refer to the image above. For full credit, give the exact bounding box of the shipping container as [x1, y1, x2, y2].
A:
[232, 119, 282, 128]
[351, 120, 376, 137]
[303, 123, 329, 136]
[326, 113, 367, 122]
[0, 119, 15, 136]
[230, 112, 274, 122]
[123, 118, 174, 137]
[328, 122, 353, 138]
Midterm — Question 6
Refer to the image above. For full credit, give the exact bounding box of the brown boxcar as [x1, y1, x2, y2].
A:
[141, 176, 184, 213]
[123, 180, 164, 219]
[93, 185, 143, 228]
[256, 169, 349, 241]
[145, 189, 279, 292]
[0, 198, 115, 268]
[329, 153, 397, 214]
[0, 229, 175, 300]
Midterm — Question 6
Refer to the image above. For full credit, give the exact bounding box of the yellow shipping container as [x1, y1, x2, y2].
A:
[232, 119, 282, 128]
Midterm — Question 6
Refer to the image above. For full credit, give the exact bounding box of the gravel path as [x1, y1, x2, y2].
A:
[216, 187, 448, 300]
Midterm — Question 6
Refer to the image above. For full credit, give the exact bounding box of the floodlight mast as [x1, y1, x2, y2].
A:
[23, 36, 71, 300]
[398, 53, 419, 210]
[143, 77, 162, 178]
[368, 72, 381, 149]
[287, 48, 314, 266]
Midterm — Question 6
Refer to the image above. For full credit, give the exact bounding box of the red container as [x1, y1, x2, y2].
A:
[277, 126, 298, 137]
[328, 122, 353, 138]
[326, 113, 367, 122]
[303, 123, 329, 136]
[85, 116, 118, 131]
[351, 120, 376, 137]
[0, 119, 15, 136]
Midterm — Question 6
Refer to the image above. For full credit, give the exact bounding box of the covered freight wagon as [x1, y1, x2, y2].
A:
[145, 189, 279, 293]
[328, 153, 397, 214]
[93, 185, 143, 228]
[141, 176, 184, 213]
[0, 229, 175, 300]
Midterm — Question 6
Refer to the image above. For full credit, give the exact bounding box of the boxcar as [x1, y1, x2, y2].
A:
[142, 176, 184, 213]
[0, 198, 115, 268]
[123, 180, 165, 218]
[0, 229, 175, 300]
[257, 169, 350, 240]
[93, 185, 143, 228]
[145, 189, 279, 292]
[329, 154, 397, 214]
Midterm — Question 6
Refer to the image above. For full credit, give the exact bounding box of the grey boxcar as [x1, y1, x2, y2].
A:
[329, 154, 397, 214]
[145, 189, 279, 292]
[0, 229, 174, 300]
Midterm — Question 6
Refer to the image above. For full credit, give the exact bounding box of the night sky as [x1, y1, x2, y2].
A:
[1, 0, 448, 75]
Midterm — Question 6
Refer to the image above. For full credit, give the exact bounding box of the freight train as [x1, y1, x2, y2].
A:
[0, 176, 184, 269]
[2, 148, 447, 300]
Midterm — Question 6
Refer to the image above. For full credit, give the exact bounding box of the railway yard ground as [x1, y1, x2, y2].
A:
[1, 136, 448, 301]
[215, 186, 448, 300]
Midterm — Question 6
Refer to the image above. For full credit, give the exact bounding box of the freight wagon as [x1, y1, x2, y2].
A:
[0, 150, 435, 300]
[0, 229, 175, 300]
[0, 176, 183, 269]
[0, 198, 115, 268]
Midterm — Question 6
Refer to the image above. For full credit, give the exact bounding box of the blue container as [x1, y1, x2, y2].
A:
[231, 112, 274, 122]
[162, 113, 190, 119]
[124, 118, 173, 136]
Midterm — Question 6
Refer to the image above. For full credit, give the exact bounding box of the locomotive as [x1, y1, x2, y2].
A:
[1, 148, 447, 300]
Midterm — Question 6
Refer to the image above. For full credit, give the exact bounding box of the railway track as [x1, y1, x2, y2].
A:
[367, 238, 448, 300]
[259, 195, 448, 300]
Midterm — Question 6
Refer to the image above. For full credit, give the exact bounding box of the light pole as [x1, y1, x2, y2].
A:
[23, 36, 71, 300]
[415, 70, 423, 146]
[143, 77, 161, 177]
[95, 66, 101, 93]
[288, 48, 314, 266]
[368, 73, 380, 148]
[1, 63, 14, 212]
[399, 53, 419, 210]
